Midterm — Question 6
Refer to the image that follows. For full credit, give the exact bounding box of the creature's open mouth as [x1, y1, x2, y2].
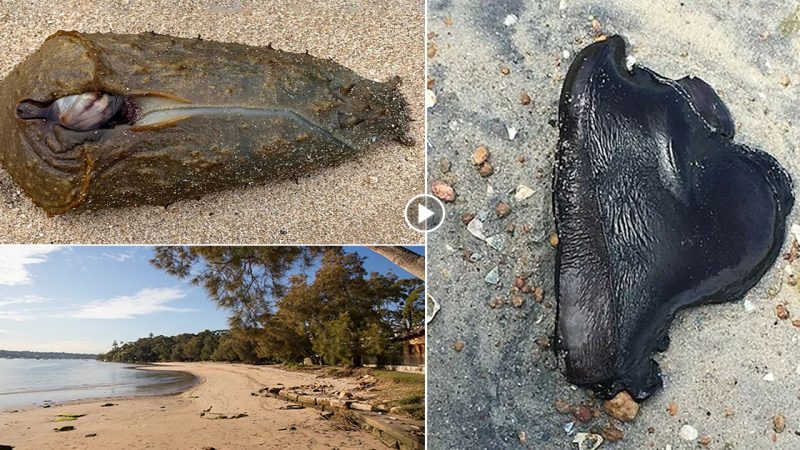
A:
[16, 92, 352, 147]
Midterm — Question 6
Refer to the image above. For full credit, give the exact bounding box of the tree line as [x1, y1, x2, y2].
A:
[0, 350, 99, 360]
[100, 247, 424, 366]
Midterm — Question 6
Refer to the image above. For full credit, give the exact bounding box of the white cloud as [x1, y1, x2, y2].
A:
[72, 287, 196, 319]
[0, 246, 62, 286]
[0, 295, 49, 307]
[0, 311, 35, 321]
[101, 252, 135, 262]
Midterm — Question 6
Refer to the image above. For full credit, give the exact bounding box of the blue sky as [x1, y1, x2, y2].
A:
[0, 246, 423, 354]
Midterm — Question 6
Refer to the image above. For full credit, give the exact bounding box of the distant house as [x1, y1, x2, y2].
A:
[391, 325, 425, 369]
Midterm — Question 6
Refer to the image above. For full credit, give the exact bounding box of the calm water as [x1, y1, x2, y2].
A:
[0, 359, 196, 409]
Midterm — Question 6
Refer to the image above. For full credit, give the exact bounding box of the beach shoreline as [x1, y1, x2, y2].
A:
[0, 361, 202, 413]
[0, 362, 387, 449]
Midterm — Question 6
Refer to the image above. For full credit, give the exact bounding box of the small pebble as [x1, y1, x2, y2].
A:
[500, 65, 510, 75]
[679, 424, 698, 441]
[667, 401, 678, 416]
[549, 232, 559, 248]
[504, 14, 518, 26]
[478, 161, 494, 177]
[763, 372, 776, 382]
[431, 181, 455, 202]
[698, 436, 711, 446]
[520, 93, 531, 105]
[495, 201, 511, 218]
[591, 425, 623, 442]
[453, 340, 464, 352]
[484, 267, 500, 284]
[776, 304, 790, 320]
[603, 391, 639, 422]
[512, 294, 525, 308]
[723, 407, 735, 418]
[467, 217, 486, 240]
[773, 414, 786, 433]
[791, 319, 800, 328]
[489, 296, 504, 309]
[513, 185, 535, 201]
[472, 146, 489, 165]
[533, 286, 544, 302]
[425, 89, 437, 108]
[486, 234, 504, 251]
[461, 212, 476, 225]
[439, 159, 451, 173]
[574, 406, 593, 423]
[555, 400, 572, 414]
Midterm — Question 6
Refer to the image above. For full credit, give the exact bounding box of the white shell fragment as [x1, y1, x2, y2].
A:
[572, 432, 603, 450]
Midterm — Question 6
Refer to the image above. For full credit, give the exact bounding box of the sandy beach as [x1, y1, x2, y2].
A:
[0, 363, 387, 449]
[0, 0, 424, 244]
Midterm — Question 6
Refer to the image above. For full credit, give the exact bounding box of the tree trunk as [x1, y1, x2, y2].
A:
[367, 246, 425, 280]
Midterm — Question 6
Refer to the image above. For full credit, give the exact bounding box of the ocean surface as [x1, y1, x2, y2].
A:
[0, 358, 195, 409]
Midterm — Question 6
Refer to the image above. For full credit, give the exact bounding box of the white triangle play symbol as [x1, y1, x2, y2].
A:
[417, 204, 435, 224]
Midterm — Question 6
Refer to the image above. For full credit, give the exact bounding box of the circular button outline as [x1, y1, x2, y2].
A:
[404, 194, 446, 233]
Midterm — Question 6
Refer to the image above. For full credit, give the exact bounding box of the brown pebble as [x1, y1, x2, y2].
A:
[500, 65, 510, 75]
[771, 433, 778, 443]
[520, 93, 531, 105]
[647, 427, 655, 434]
[788, 274, 797, 286]
[439, 159, 451, 173]
[478, 161, 494, 177]
[781, 74, 791, 87]
[461, 212, 476, 225]
[431, 181, 455, 202]
[698, 436, 712, 446]
[505, 223, 516, 234]
[773, 414, 786, 433]
[427, 42, 437, 59]
[776, 303, 790, 320]
[549, 232, 559, 248]
[574, 406, 593, 423]
[453, 340, 464, 352]
[517, 154, 526, 163]
[427, 78, 435, 89]
[496, 201, 511, 218]
[517, 430, 527, 444]
[511, 294, 525, 308]
[443, 16, 453, 27]
[792, 319, 800, 328]
[723, 407, 735, 418]
[514, 275, 525, 289]
[591, 424, 623, 442]
[603, 391, 639, 422]
[667, 401, 678, 416]
[535, 336, 551, 349]
[489, 296, 504, 309]
[554, 400, 572, 414]
[472, 146, 489, 165]
[533, 286, 544, 303]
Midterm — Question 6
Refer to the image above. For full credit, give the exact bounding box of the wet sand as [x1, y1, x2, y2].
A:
[0, 0, 424, 244]
[0, 362, 385, 449]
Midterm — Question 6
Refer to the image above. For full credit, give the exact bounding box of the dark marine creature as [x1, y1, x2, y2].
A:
[0, 31, 412, 215]
[553, 35, 793, 400]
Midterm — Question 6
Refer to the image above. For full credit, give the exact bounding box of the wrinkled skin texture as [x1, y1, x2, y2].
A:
[553, 36, 794, 400]
[0, 31, 412, 215]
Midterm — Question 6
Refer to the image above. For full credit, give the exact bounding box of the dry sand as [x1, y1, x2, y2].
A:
[0, 362, 386, 449]
[0, 0, 424, 244]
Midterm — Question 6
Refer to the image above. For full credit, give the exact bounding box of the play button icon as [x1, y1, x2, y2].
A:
[405, 194, 445, 233]
[417, 203, 435, 223]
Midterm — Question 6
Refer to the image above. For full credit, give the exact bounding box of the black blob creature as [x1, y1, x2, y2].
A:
[553, 35, 794, 400]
